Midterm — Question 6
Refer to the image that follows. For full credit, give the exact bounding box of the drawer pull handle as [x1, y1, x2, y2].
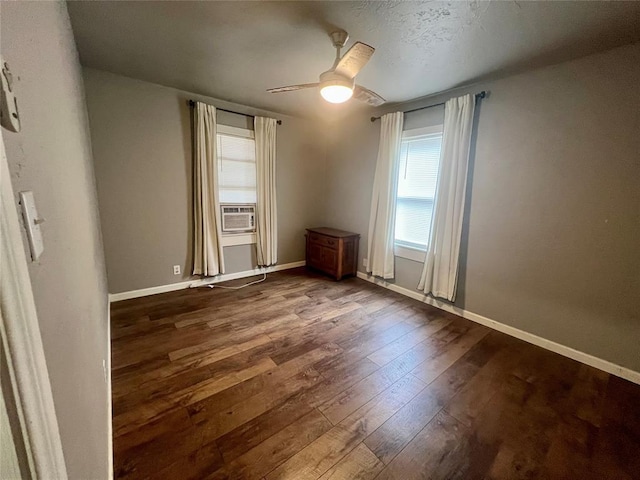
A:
[327, 240, 335, 245]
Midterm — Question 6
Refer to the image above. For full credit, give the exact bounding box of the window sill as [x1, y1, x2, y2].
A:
[394, 244, 426, 263]
[221, 232, 256, 247]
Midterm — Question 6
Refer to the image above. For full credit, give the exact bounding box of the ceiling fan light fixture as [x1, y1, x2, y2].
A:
[319, 71, 354, 104]
[267, 31, 384, 107]
[320, 84, 353, 103]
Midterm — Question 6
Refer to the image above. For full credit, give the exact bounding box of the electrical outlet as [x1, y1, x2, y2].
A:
[363, 258, 368, 268]
[173, 265, 181, 275]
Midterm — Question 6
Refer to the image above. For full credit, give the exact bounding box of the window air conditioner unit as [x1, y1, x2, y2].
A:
[221, 204, 256, 233]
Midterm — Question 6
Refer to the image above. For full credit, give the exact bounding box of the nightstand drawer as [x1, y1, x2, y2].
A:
[309, 233, 338, 249]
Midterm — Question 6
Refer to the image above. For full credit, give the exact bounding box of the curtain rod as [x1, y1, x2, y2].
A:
[370, 91, 487, 122]
[188, 100, 282, 125]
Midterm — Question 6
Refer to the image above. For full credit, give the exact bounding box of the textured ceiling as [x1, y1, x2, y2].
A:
[67, 1, 640, 119]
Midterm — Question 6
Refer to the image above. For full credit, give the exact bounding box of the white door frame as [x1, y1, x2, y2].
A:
[0, 132, 67, 478]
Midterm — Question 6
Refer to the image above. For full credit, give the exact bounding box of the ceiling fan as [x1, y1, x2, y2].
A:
[267, 30, 385, 106]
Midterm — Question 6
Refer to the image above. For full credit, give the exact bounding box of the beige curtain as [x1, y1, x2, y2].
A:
[254, 116, 278, 266]
[418, 94, 476, 300]
[192, 102, 225, 276]
[366, 111, 404, 279]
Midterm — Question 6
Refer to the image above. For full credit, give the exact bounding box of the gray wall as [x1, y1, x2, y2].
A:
[80, 40, 639, 375]
[83, 69, 327, 294]
[1, 2, 111, 478]
[325, 42, 640, 371]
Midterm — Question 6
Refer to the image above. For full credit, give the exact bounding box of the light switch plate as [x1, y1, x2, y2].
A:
[19, 191, 44, 261]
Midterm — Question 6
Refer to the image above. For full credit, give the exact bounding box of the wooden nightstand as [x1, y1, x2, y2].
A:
[305, 227, 360, 280]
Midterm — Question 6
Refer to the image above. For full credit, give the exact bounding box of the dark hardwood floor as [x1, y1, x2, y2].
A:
[111, 268, 640, 480]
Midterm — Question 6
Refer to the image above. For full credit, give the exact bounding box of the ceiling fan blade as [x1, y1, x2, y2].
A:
[354, 85, 385, 106]
[334, 42, 375, 79]
[267, 83, 319, 93]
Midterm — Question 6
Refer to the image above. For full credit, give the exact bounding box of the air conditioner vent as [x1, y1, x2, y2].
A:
[221, 204, 255, 233]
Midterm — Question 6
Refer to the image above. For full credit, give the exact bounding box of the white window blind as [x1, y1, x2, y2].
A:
[217, 132, 257, 204]
[395, 131, 443, 250]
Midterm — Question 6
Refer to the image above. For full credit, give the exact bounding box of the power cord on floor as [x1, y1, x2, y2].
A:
[206, 273, 267, 290]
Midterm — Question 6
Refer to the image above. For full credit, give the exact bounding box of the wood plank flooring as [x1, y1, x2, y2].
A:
[111, 268, 640, 480]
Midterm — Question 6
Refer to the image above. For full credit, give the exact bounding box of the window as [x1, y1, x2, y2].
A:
[217, 125, 257, 245]
[394, 125, 443, 261]
[217, 125, 257, 204]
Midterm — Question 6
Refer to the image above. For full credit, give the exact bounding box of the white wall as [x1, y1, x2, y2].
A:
[325, 42, 640, 372]
[1, 2, 111, 478]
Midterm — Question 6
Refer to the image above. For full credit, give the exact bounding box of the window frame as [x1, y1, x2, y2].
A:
[393, 124, 444, 263]
[216, 125, 257, 247]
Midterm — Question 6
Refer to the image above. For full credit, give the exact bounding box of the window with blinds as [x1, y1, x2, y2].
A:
[217, 129, 257, 204]
[395, 127, 443, 251]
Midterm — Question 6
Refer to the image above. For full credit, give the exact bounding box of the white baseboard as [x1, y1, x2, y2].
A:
[357, 272, 640, 385]
[109, 261, 306, 302]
